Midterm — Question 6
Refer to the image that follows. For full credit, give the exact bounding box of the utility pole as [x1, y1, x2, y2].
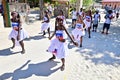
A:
[39, 0, 44, 20]
[2, 0, 11, 27]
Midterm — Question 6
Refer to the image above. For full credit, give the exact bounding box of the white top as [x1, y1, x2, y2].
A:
[72, 10, 77, 19]
[94, 14, 100, 21]
[48, 5, 53, 12]
[105, 14, 113, 24]
[75, 23, 83, 30]
[12, 22, 19, 28]
[43, 16, 48, 21]
[85, 16, 91, 22]
[93, 14, 100, 24]
[11, 22, 19, 30]
[55, 30, 67, 39]
[79, 11, 83, 16]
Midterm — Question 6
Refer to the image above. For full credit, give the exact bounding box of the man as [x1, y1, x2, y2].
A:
[102, 10, 114, 34]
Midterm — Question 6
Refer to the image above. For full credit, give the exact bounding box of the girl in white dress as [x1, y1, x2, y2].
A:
[9, 11, 29, 54]
[84, 10, 92, 38]
[47, 18, 77, 71]
[41, 10, 50, 37]
[56, 10, 66, 26]
[71, 8, 78, 28]
[72, 15, 85, 47]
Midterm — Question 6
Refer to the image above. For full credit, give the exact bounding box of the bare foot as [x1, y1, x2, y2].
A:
[48, 56, 56, 61]
[80, 44, 82, 47]
[10, 46, 15, 49]
[21, 50, 25, 54]
[60, 65, 65, 71]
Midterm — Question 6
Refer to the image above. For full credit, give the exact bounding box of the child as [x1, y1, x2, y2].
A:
[71, 8, 78, 28]
[72, 15, 85, 47]
[92, 10, 101, 32]
[47, 18, 77, 71]
[41, 10, 50, 37]
[56, 10, 66, 26]
[116, 10, 119, 20]
[102, 10, 114, 34]
[9, 11, 29, 54]
[84, 10, 92, 38]
[79, 8, 84, 18]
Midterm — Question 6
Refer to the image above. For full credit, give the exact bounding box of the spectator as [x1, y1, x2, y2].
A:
[102, 10, 114, 34]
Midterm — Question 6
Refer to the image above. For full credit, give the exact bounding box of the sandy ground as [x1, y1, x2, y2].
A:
[0, 13, 120, 80]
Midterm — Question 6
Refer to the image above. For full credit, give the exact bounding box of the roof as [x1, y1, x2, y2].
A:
[102, 0, 120, 2]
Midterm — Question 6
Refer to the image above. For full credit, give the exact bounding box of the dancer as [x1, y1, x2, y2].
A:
[84, 10, 92, 38]
[79, 8, 84, 18]
[72, 15, 85, 47]
[101, 10, 114, 34]
[47, 18, 77, 71]
[47, 4, 53, 18]
[92, 10, 101, 32]
[41, 10, 50, 37]
[9, 11, 29, 54]
[71, 8, 78, 28]
[56, 10, 66, 26]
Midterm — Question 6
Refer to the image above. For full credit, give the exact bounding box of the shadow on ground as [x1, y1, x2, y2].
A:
[0, 60, 60, 80]
[74, 20, 120, 66]
[0, 48, 21, 56]
[25, 34, 47, 41]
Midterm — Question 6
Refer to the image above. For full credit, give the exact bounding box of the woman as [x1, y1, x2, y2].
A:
[47, 17, 77, 71]
[84, 10, 92, 38]
[102, 10, 114, 34]
[92, 10, 101, 32]
[9, 11, 29, 54]
[41, 10, 50, 37]
[72, 15, 85, 47]
[56, 10, 66, 26]
[71, 8, 78, 28]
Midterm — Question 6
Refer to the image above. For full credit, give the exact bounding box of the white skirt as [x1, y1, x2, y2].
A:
[84, 20, 91, 29]
[9, 28, 29, 41]
[72, 28, 85, 41]
[41, 22, 50, 32]
[47, 38, 68, 59]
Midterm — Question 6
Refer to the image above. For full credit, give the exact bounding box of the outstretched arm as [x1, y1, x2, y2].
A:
[49, 30, 55, 40]
[62, 25, 78, 46]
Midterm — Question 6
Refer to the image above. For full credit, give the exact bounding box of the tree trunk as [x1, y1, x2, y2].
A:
[39, 0, 44, 20]
[76, 0, 83, 11]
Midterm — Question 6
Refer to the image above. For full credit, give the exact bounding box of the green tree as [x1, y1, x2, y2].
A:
[44, 0, 51, 3]
[83, 0, 93, 7]
[70, 0, 77, 3]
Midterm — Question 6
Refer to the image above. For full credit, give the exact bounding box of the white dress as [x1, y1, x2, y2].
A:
[72, 23, 85, 41]
[84, 16, 92, 29]
[47, 30, 68, 59]
[41, 16, 50, 32]
[9, 22, 29, 45]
